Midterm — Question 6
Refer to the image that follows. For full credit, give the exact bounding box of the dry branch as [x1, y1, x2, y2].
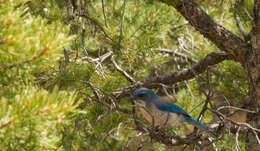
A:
[153, 48, 196, 63]
[111, 55, 136, 84]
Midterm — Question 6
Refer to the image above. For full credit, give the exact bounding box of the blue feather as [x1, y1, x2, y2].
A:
[133, 88, 214, 133]
[154, 97, 210, 130]
[154, 97, 190, 117]
[184, 116, 209, 130]
[156, 102, 189, 116]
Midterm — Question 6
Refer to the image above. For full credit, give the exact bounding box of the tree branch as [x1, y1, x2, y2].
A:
[114, 51, 232, 99]
[159, 0, 249, 62]
[143, 51, 233, 87]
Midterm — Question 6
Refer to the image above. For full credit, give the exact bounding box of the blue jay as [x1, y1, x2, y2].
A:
[132, 88, 210, 130]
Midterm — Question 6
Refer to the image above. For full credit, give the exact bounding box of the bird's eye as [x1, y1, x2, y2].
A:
[138, 94, 145, 97]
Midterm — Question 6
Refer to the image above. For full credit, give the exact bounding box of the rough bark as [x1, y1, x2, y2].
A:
[159, 0, 250, 62]
[245, 0, 260, 150]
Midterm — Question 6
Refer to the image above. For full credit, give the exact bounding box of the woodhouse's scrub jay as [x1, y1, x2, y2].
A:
[132, 88, 210, 130]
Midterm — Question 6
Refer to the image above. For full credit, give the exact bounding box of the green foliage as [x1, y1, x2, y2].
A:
[218, 61, 248, 102]
[0, 0, 250, 150]
[25, 0, 69, 21]
[0, 87, 81, 150]
[231, 0, 254, 24]
[36, 63, 95, 90]
[0, 1, 73, 67]
[0, 0, 74, 95]
[0, 1, 80, 150]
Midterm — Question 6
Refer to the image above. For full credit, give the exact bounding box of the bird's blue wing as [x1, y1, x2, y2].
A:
[155, 97, 212, 130]
[154, 97, 190, 117]
[155, 99, 210, 130]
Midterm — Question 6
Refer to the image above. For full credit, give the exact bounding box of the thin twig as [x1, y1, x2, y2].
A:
[101, 0, 107, 27]
[235, 14, 249, 40]
[64, 48, 70, 64]
[197, 94, 210, 122]
[235, 127, 241, 151]
[83, 51, 113, 63]
[85, 82, 111, 109]
[242, 7, 253, 20]
[119, 0, 127, 45]
[111, 55, 136, 84]
[217, 106, 256, 113]
[136, 140, 149, 151]
[76, 13, 120, 47]
[125, 132, 149, 149]
[184, 80, 194, 97]
[252, 128, 260, 144]
[154, 48, 197, 63]
[209, 108, 260, 133]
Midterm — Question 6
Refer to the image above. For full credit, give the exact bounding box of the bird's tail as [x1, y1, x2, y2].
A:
[184, 116, 217, 136]
[186, 117, 209, 130]
[185, 116, 212, 131]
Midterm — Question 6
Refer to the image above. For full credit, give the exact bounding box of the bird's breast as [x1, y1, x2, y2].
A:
[139, 104, 185, 127]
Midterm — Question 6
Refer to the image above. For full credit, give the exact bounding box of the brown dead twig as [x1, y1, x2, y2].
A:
[111, 55, 136, 84]
[153, 48, 196, 63]
[235, 15, 251, 41]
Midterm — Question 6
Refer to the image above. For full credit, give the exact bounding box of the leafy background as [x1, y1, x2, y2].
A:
[0, 0, 252, 150]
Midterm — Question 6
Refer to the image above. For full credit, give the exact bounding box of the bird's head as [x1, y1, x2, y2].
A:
[132, 88, 159, 104]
